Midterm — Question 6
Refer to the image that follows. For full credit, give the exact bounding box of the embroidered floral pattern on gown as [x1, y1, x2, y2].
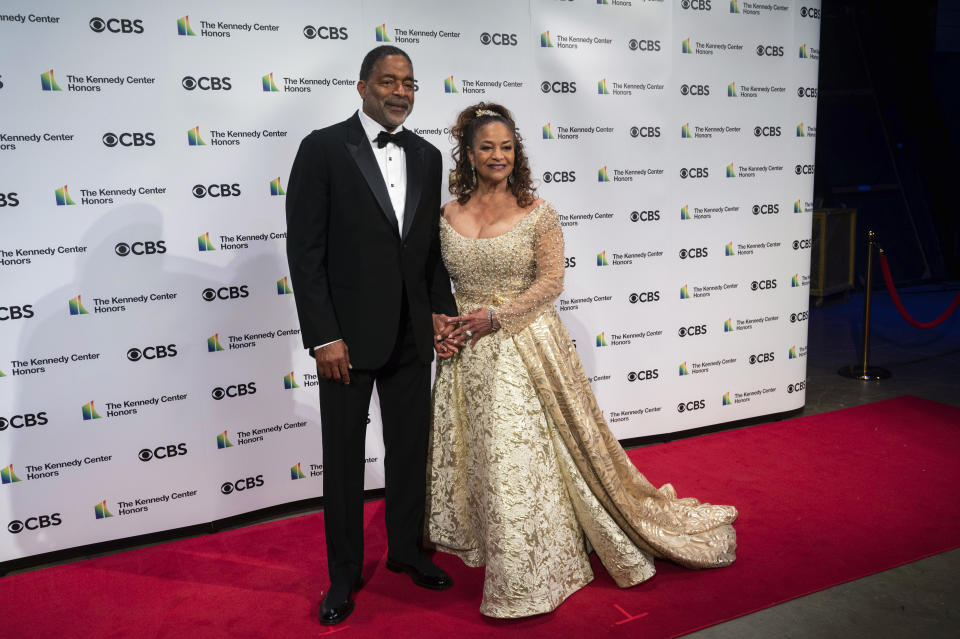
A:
[427, 202, 737, 618]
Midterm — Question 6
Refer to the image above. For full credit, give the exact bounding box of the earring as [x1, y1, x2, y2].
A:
[471, 165, 477, 185]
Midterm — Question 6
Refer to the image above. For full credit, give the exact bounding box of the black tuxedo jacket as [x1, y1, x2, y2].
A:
[285, 112, 457, 370]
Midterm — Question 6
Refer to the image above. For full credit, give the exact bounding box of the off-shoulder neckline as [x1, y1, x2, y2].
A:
[440, 201, 548, 241]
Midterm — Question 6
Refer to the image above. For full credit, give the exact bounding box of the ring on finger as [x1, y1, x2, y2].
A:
[465, 329, 473, 338]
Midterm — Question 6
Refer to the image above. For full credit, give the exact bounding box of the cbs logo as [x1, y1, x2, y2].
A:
[678, 325, 707, 337]
[193, 184, 241, 198]
[754, 126, 781, 137]
[630, 126, 660, 138]
[680, 167, 709, 179]
[800, 7, 821, 19]
[480, 32, 517, 46]
[102, 132, 155, 147]
[0, 305, 34, 321]
[753, 204, 779, 215]
[749, 352, 775, 364]
[564, 256, 577, 268]
[127, 345, 177, 362]
[211, 383, 257, 400]
[542, 171, 576, 183]
[115, 241, 166, 256]
[798, 87, 818, 98]
[628, 291, 660, 303]
[628, 39, 660, 51]
[677, 400, 705, 413]
[8, 514, 62, 534]
[630, 210, 660, 222]
[202, 286, 250, 301]
[540, 81, 577, 94]
[89, 17, 143, 34]
[0, 413, 49, 431]
[788, 381, 807, 393]
[627, 369, 659, 382]
[793, 239, 812, 250]
[0, 193, 19, 207]
[138, 444, 187, 461]
[680, 83, 710, 96]
[679, 247, 708, 259]
[796, 164, 815, 175]
[681, 0, 712, 9]
[302, 25, 349, 40]
[751, 279, 778, 291]
[182, 76, 232, 91]
[221, 475, 265, 494]
[790, 311, 809, 323]
[757, 45, 785, 57]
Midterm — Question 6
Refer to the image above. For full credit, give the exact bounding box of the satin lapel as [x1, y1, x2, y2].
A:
[344, 117, 399, 236]
[401, 143, 424, 240]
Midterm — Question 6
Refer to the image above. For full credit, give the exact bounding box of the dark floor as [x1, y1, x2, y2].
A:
[7, 285, 960, 636]
[688, 284, 960, 639]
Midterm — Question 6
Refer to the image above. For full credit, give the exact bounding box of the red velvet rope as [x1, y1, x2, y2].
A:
[877, 254, 960, 329]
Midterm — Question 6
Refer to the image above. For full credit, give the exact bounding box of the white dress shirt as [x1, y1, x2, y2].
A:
[315, 110, 409, 351]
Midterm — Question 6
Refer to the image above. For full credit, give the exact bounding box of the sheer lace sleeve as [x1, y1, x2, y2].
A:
[497, 203, 565, 334]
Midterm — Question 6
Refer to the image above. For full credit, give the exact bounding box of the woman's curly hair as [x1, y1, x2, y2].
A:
[449, 102, 536, 207]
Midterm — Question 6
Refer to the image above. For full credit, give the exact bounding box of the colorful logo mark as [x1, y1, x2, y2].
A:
[283, 371, 299, 389]
[681, 205, 691, 220]
[55, 185, 76, 206]
[217, 430, 234, 449]
[188, 126, 206, 146]
[1, 464, 22, 484]
[681, 123, 692, 138]
[792, 274, 800, 287]
[443, 75, 458, 93]
[596, 251, 609, 266]
[728, 82, 737, 97]
[799, 44, 809, 59]
[277, 276, 293, 295]
[95, 500, 113, 519]
[82, 401, 101, 420]
[69, 295, 89, 316]
[376, 24, 390, 42]
[722, 392, 732, 406]
[540, 31, 553, 48]
[597, 78, 609, 95]
[198, 232, 216, 252]
[41, 69, 62, 91]
[726, 163, 736, 178]
[597, 166, 610, 182]
[794, 200, 804, 213]
[724, 318, 734, 332]
[291, 462, 306, 480]
[542, 123, 554, 140]
[796, 123, 805, 137]
[725, 242, 734, 256]
[730, 0, 741, 14]
[679, 362, 690, 376]
[0, 370, 6, 378]
[680, 285, 691, 299]
[598, 0, 610, 4]
[270, 178, 286, 196]
[262, 72, 279, 92]
[177, 16, 196, 37]
[789, 346, 798, 359]
[208, 333, 225, 352]
[682, 38, 692, 54]
[595, 333, 607, 347]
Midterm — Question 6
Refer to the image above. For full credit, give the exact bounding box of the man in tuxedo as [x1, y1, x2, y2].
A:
[285, 46, 458, 625]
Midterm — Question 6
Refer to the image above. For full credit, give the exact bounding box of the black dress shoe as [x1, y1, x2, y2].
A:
[385, 557, 453, 590]
[318, 579, 361, 625]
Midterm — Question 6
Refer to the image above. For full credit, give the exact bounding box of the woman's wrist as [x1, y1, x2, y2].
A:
[488, 307, 500, 331]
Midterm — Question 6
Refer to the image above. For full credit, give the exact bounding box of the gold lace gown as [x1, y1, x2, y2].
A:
[427, 202, 737, 618]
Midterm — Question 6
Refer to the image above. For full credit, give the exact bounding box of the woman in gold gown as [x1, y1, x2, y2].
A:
[426, 103, 738, 619]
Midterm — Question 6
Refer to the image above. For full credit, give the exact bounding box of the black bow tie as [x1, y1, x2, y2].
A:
[375, 130, 408, 149]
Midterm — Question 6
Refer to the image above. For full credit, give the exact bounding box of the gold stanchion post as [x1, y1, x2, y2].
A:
[839, 231, 892, 380]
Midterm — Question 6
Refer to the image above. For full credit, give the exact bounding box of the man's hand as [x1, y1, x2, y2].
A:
[315, 340, 351, 384]
[432, 313, 460, 358]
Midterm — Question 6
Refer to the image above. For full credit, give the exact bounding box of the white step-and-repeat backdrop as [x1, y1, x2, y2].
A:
[0, 0, 820, 561]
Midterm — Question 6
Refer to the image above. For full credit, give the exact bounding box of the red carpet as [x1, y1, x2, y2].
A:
[3, 396, 960, 639]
